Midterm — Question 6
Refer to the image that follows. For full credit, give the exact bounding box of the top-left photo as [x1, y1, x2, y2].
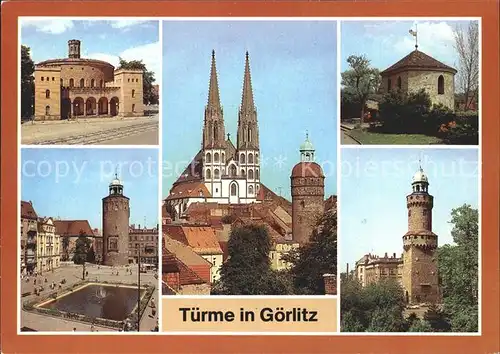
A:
[20, 19, 160, 146]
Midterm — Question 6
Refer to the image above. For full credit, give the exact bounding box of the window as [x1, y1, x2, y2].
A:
[45, 90, 50, 98]
[214, 153, 219, 163]
[229, 165, 236, 177]
[45, 105, 50, 116]
[41, 77, 44, 81]
[108, 238, 118, 251]
[69, 78, 74, 87]
[230, 184, 237, 196]
[240, 154, 246, 164]
[397, 76, 402, 90]
[438, 75, 444, 95]
[241, 169, 246, 177]
[206, 169, 212, 179]
[132, 104, 135, 112]
[52, 77, 55, 81]
[255, 153, 259, 164]
[255, 169, 259, 180]
[136, 78, 139, 83]
[248, 169, 254, 180]
[248, 153, 254, 164]
[128, 78, 130, 83]
[91, 79, 95, 87]
[80, 78, 84, 88]
[132, 89, 135, 98]
[214, 169, 220, 179]
[206, 153, 212, 163]
[221, 152, 225, 162]
[60, 78, 63, 85]
[248, 185, 254, 194]
[423, 209, 427, 216]
[100, 80, 104, 88]
[46, 77, 49, 81]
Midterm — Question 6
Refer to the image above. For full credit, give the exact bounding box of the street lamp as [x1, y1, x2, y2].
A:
[137, 244, 141, 332]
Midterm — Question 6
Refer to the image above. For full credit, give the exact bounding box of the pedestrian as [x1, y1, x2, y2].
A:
[90, 323, 95, 332]
[150, 299, 155, 309]
[151, 307, 156, 317]
[44, 278, 47, 283]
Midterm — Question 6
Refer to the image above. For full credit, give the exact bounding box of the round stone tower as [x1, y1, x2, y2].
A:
[68, 39, 81, 59]
[290, 133, 325, 245]
[102, 174, 130, 266]
[402, 166, 440, 305]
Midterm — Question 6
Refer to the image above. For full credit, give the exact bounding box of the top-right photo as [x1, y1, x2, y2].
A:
[340, 19, 479, 146]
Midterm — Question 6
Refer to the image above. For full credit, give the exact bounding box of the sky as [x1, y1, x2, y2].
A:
[20, 19, 160, 78]
[21, 148, 159, 231]
[339, 148, 479, 272]
[162, 20, 338, 200]
[341, 20, 477, 73]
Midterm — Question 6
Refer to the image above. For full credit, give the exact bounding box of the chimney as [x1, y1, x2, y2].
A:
[68, 39, 81, 59]
[323, 274, 337, 295]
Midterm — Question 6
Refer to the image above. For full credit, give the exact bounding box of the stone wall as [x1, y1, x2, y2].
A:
[102, 195, 130, 266]
[115, 70, 144, 117]
[59, 62, 114, 88]
[180, 283, 211, 295]
[406, 193, 433, 231]
[34, 67, 61, 120]
[407, 70, 455, 109]
[402, 246, 440, 304]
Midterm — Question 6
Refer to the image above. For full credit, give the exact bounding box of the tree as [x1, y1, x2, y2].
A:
[87, 246, 96, 263]
[61, 236, 70, 261]
[341, 55, 380, 124]
[283, 209, 337, 295]
[437, 204, 479, 332]
[408, 318, 433, 332]
[213, 224, 289, 295]
[117, 58, 158, 105]
[453, 22, 479, 111]
[21, 45, 35, 119]
[73, 232, 92, 265]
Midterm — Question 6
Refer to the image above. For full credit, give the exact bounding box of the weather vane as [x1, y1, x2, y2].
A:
[409, 23, 418, 50]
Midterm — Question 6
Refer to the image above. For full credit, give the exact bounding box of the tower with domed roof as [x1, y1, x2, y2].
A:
[402, 164, 440, 304]
[290, 133, 325, 245]
[102, 173, 130, 266]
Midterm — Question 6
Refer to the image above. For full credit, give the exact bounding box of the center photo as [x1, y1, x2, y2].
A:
[161, 20, 338, 296]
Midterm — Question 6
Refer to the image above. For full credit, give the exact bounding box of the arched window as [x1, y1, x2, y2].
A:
[80, 78, 84, 88]
[132, 89, 135, 98]
[91, 79, 95, 87]
[230, 184, 237, 196]
[256, 184, 260, 192]
[69, 78, 74, 87]
[45, 89, 50, 99]
[206, 169, 212, 179]
[438, 75, 444, 95]
[41, 77, 44, 81]
[132, 104, 135, 112]
[221, 153, 225, 162]
[248, 185, 254, 194]
[248, 128, 252, 142]
[240, 153, 246, 164]
[214, 169, 220, 179]
[45, 105, 50, 116]
[397, 76, 402, 90]
[100, 80, 104, 88]
[241, 169, 246, 177]
[214, 153, 220, 163]
[60, 78, 63, 86]
[248, 153, 254, 164]
[255, 153, 259, 164]
[229, 165, 237, 177]
[416, 185, 421, 192]
[255, 169, 259, 180]
[206, 153, 212, 163]
[248, 169, 254, 180]
[214, 125, 218, 141]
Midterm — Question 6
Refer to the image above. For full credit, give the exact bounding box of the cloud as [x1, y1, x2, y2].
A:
[87, 41, 161, 79]
[21, 19, 74, 34]
[108, 20, 151, 30]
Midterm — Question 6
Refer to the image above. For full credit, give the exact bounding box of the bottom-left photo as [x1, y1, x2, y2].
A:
[19, 148, 160, 333]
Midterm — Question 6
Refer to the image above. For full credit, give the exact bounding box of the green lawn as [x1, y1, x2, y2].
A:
[348, 128, 443, 145]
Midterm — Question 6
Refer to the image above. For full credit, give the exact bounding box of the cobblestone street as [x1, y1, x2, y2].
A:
[21, 115, 159, 145]
[20, 263, 159, 332]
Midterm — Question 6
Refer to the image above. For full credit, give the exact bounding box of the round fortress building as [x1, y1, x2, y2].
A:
[34, 39, 144, 121]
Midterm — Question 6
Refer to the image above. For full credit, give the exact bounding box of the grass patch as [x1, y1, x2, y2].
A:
[348, 128, 443, 145]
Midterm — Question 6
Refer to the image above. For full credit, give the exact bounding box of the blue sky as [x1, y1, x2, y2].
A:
[20, 19, 160, 77]
[340, 148, 479, 272]
[162, 21, 338, 200]
[341, 20, 477, 72]
[21, 148, 159, 230]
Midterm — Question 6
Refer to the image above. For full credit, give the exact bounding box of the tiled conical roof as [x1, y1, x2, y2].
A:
[380, 49, 457, 75]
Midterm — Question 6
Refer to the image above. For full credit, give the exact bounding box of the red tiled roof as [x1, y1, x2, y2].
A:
[163, 235, 212, 267]
[380, 49, 457, 75]
[21, 201, 38, 220]
[53, 220, 94, 237]
[162, 246, 207, 286]
[291, 162, 325, 178]
[166, 180, 211, 201]
[182, 226, 223, 255]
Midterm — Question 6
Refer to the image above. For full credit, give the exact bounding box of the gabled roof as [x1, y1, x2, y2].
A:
[380, 49, 457, 76]
[21, 201, 38, 220]
[164, 225, 223, 255]
[173, 150, 203, 185]
[166, 180, 211, 201]
[162, 248, 207, 286]
[163, 235, 212, 267]
[53, 220, 94, 237]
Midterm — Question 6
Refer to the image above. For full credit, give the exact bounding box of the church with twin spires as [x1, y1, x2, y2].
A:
[165, 51, 262, 218]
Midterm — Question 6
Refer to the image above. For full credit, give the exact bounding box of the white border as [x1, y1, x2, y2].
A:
[16, 16, 482, 337]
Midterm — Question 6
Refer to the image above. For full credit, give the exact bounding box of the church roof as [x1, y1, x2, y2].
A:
[166, 180, 211, 201]
[172, 150, 203, 185]
[291, 162, 325, 178]
[380, 49, 457, 76]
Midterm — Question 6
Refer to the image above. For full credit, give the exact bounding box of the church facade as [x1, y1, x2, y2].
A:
[165, 51, 261, 219]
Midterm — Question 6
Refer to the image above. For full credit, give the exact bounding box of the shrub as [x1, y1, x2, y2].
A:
[439, 113, 479, 145]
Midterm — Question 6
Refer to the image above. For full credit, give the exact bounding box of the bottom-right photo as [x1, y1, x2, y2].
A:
[339, 148, 479, 333]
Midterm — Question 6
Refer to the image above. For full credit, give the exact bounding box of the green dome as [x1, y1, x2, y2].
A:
[300, 133, 314, 151]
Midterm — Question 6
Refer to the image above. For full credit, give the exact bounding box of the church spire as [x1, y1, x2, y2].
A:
[203, 50, 225, 149]
[240, 51, 255, 113]
[207, 50, 222, 111]
[237, 51, 259, 150]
